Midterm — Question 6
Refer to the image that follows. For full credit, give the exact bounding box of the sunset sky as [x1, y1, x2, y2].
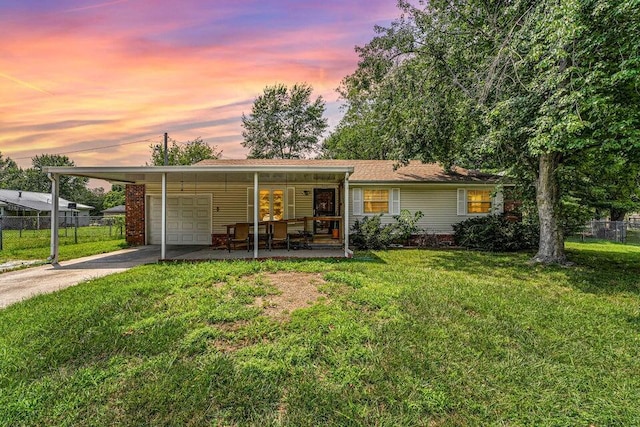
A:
[1, 0, 399, 169]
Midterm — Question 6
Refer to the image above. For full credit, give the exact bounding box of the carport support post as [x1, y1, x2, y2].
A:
[253, 172, 259, 259]
[344, 172, 350, 257]
[161, 172, 167, 260]
[48, 173, 60, 264]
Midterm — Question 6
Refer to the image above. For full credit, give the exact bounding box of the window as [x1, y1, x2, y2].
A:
[352, 188, 400, 215]
[457, 189, 496, 215]
[248, 188, 294, 222]
[364, 189, 389, 214]
[259, 189, 284, 221]
[467, 190, 492, 214]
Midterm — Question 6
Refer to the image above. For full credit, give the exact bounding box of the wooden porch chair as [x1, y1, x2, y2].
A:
[227, 223, 251, 252]
[269, 221, 290, 251]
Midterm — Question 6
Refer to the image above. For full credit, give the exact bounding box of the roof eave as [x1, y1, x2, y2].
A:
[350, 180, 510, 185]
[44, 165, 354, 174]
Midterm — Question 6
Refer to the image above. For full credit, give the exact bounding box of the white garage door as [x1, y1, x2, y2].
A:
[149, 195, 211, 245]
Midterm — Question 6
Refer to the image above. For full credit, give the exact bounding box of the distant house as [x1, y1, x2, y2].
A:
[0, 189, 93, 227]
[102, 204, 126, 217]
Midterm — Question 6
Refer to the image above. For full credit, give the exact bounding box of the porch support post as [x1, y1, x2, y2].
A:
[253, 172, 259, 259]
[161, 172, 167, 260]
[48, 173, 60, 264]
[344, 172, 350, 257]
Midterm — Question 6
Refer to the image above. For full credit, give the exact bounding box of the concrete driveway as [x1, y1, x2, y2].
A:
[0, 246, 201, 309]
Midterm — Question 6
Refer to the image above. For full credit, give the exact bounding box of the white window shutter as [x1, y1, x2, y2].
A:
[457, 189, 466, 216]
[352, 188, 362, 215]
[287, 187, 295, 219]
[492, 191, 504, 214]
[390, 188, 401, 215]
[247, 187, 254, 222]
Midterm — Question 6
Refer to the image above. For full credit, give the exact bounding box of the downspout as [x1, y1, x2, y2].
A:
[48, 173, 60, 264]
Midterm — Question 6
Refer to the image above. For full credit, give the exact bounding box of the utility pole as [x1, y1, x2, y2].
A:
[164, 132, 168, 166]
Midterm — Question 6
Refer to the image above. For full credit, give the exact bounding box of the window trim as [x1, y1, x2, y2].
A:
[363, 189, 390, 214]
[352, 187, 400, 216]
[457, 188, 499, 216]
[248, 187, 294, 222]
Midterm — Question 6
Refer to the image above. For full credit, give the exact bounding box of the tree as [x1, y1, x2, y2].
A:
[103, 184, 126, 209]
[565, 150, 640, 221]
[332, 0, 640, 264]
[322, 103, 395, 160]
[0, 152, 22, 189]
[21, 154, 90, 202]
[78, 187, 106, 216]
[149, 137, 221, 166]
[241, 83, 328, 159]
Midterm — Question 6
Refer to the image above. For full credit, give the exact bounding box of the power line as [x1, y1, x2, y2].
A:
[12, 136, 162, 160]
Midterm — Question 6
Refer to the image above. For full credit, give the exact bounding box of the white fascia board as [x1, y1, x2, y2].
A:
[350, 181, 512, 186]
[44, 165, 354, 174]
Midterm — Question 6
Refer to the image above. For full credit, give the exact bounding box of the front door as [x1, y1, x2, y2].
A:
[313, 188, 335, 234]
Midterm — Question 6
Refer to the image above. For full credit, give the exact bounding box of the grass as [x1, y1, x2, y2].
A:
[1, 242, 639, 425]
[0, 240, 129, 264]
[0, 226, 126, 263]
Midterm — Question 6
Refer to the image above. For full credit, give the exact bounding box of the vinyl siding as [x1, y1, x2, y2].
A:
[146, 182, 337, 235]
[348, 184, 501, 234]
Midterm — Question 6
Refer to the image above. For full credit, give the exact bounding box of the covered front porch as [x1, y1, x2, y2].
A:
[45, 164, 354, 262]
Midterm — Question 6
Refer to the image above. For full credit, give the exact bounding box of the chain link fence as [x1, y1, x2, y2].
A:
[0, 215, 125, 251]
[578, 220, 632, 243]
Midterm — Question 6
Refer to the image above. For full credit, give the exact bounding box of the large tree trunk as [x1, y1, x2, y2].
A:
[532, 152, 567, 264]
[609, 208, 626, 222]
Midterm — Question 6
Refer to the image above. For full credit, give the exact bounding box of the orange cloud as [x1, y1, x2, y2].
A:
[0, 0, 399, 172]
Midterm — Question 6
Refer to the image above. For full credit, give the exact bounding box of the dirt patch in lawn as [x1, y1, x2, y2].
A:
[252, 272, 326, 319]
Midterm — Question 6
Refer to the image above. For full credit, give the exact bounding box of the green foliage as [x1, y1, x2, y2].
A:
[562, 151, 640, 221]
[331, 0, 640, 263]
[453, 215, 539, 252]
[393, 209, 424, 244]
[2, 245, 640, 424]
[350, 210, 425, 249]
[0, 153, 107, 213]
[103, 184, 125, 209]
[22, 155, 90, 202]
[149, 137, 221, 166]
[349, 215, 397, 249]
[80, 187, 106, 215]
[241, 83, 328, 159]
[0, 152, 21, 190]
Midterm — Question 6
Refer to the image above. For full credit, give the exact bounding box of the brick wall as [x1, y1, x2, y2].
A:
[125, 184, 145, 245]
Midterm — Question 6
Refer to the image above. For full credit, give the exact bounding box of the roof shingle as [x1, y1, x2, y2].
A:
[195, 159, 499, 183]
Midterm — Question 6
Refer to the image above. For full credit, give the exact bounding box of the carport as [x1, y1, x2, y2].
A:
[44, 164, 354, 263]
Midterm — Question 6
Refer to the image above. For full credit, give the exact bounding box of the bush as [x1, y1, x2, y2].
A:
[393, 210, 424, 245]
[452, 215, 539, 252]
[350, 215, 397, 249]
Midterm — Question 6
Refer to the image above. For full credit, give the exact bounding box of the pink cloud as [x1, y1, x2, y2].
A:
[1, 0, 400, 172]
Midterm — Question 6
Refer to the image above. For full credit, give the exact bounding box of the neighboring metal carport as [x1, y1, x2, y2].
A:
[44, 165, 354, 263]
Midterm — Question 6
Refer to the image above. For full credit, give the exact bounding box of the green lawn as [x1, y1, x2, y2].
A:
[627, 229, 640, 245]
[0, 226, 126, 263]
[1, 242, 639, 425]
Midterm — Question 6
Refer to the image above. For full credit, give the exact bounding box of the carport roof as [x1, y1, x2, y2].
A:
[43, 165, 354, 184]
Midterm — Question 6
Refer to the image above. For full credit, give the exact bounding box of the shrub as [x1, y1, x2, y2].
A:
[452, 215, 539, 252]
[393, 210, 424, 245]
[350, 215, 397, 249]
